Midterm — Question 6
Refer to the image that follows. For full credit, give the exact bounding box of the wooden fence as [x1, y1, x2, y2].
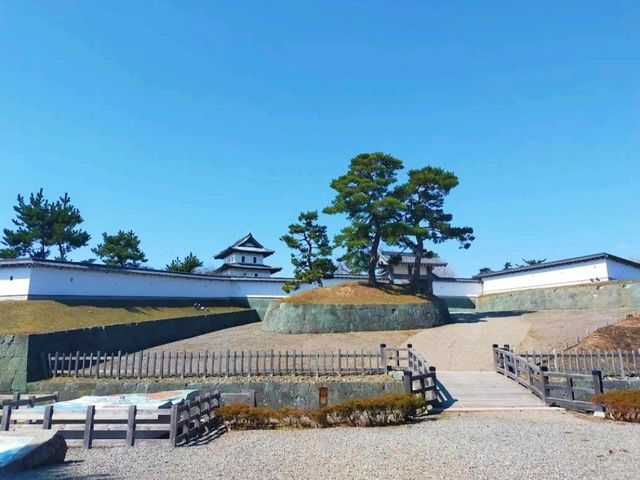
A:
[0, 390, 230, 448]
[518, 349, 640, 377]
[45, 348, 388, 379]
[493, 345, 604, 412]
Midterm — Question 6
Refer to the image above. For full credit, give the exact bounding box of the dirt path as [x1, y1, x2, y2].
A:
[146, 322, 419, 353]
[406, 308, 635, 370]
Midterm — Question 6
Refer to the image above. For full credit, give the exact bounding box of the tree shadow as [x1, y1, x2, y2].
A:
[451, 310, 533, 324]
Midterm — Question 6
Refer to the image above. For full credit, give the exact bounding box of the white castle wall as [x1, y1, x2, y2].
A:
[0, 262, 480, 302]
[481, 259, 610, 294]
[0, 266, 31, 300]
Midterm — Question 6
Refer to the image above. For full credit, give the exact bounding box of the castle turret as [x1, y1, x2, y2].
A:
[212, 233, 282, 277]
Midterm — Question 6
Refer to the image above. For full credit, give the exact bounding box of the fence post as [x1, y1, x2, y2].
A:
[43, 405, 54, 430]
[428, 366, 438, 404]
[403, 370, 413, 394]
[379, 344, 386, 373]
[83, 405, 95, 449]
[540, 366, 549, 404]
[1, 405, 11, 431]
[126, 405, 137, 447]
[169, 403, 179, 447]
[492, 344, 499, 371]
[592, 369, 604, 395]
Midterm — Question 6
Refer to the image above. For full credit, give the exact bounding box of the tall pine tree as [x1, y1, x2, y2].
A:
[324, 153, 405, 285]
[1, 189, 89, 260]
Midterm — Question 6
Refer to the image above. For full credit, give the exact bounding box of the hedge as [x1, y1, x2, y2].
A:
[217, 393, 427, 430]
[592, 390, 640, 422]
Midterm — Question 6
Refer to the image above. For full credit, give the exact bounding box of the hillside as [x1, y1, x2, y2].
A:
[575, 314, 640, 350]
[0, 300, 247, 335]
[282, 282, 433, 305]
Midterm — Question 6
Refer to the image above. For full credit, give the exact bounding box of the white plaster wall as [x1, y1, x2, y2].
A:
[393, 265, 431, 276]
[605, 260, 640, 281]
[27, 266, 235, 299]
[434, 280, 482, 298]
[0, 266, 31, 300]
[482, 260, 609, 294]
[2, 264, 482, 302]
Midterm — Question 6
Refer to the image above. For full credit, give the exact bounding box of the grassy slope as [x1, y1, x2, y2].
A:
[0, 300, 247, 335]
[282, 282, 433, 305]
[576, 314, 640, 350]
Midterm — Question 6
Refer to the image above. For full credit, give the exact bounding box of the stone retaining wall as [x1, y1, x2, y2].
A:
[28, 377, 404, 410]
[1, 310, 260, 392]
[476, 280, 640, 312]
[262, 299, 450, 334]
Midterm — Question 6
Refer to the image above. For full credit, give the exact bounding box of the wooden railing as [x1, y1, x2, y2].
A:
[0, 390, 235, 448]
[493, 345, 604, 412]
[45, 348, 388, 379]
[518, 349, 640, 377]
[385, 344, 439, 406]
[0, 392, 58, 408]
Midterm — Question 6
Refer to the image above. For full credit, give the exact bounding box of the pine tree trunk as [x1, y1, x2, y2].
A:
[425, 266, 434, 296]
[369, 233, 381, 286]
[411, 240, 423, 291]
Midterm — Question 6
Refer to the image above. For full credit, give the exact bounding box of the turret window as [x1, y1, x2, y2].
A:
[241, 256, 245, 263]
[253, 257, 257, 263]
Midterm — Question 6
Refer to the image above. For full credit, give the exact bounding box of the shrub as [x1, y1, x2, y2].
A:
[313, 393, 427, 427]
[593, 390, 640, 422]
[217, 393, 428, 430]
[217, 404, 280, 430]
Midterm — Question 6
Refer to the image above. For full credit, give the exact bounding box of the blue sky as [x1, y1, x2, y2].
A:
[1, 1, 638, 277]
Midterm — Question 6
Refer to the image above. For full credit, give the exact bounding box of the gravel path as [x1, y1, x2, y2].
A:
[10, 411, 640, 480]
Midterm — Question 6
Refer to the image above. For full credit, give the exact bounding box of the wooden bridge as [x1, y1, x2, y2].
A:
[435, 371, 548, 411]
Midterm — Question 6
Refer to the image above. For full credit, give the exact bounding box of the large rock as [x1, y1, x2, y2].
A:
[0, 430, 67, 474]
[262, 298, 450, 333]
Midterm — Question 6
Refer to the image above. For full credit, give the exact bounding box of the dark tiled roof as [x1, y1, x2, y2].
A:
[0, 258, 295, 282]
[212, 262, 282, 274]
[378, 250, 447, 267]
[214, 233, 275, 259]
[475, 253, 640, 279]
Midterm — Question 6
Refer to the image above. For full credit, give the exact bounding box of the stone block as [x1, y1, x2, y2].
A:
[0, 430, 67, 474]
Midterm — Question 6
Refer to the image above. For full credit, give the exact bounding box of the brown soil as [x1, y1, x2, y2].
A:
[282, 282, 431, 305]
[575, 314, 640, 350]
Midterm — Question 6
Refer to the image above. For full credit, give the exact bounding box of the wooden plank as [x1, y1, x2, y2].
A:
[270, 349, 274, 376]
[83, 405, 96, 449]
[1, 405, 11, 431]
[126, 405, 137, 447]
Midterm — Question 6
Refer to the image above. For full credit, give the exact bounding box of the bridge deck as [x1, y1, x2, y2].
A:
[436, 371, 550, 411]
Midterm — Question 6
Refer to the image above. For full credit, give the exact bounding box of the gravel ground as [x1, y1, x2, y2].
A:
[10, 410, 640, 480]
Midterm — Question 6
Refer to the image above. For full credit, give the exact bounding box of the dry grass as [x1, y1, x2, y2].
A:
[0, 300, 247, 335]
[282, 282, 432, 305]
[576, 314, 640, 350]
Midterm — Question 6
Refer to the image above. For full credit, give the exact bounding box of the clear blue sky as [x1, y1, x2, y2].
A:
[1, 1, 638, 277]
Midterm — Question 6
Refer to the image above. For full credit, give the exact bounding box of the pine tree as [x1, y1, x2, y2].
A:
[396, 167, 474, 293]
[324, 153, 405, 285]
[92, 230, 147, 268]
[280, 211, 336, 292]
[166, 252, 203, 273]
[1, 189, 89, 260]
